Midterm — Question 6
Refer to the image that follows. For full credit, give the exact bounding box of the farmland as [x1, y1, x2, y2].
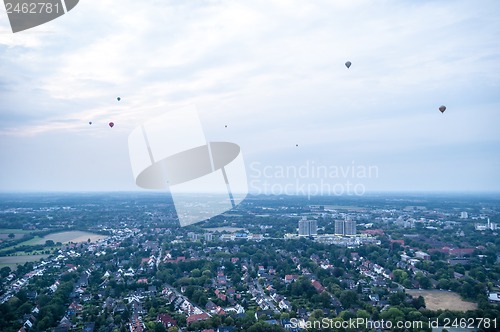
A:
[27, 231, 108, 244]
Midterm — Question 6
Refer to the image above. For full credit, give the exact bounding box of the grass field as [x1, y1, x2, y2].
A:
[0, 231, 108, 253]
[406, 289, 477, 312]
[0, 228, 31, 240]
[0, 229, 31, 234]
[29, 231, 108, 244]
[0, 254, 50, 269]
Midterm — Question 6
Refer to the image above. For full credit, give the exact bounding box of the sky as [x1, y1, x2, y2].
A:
[0, 0, 499, 194]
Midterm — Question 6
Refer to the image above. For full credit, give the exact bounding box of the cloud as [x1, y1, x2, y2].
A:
[0, 0, 499, 191]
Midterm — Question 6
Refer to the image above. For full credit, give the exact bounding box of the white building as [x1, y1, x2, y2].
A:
[335, 219, 356, 236]
[298, 217, 317, 236]
[488, 292, 500, 303]
[475, 218, 498, 231]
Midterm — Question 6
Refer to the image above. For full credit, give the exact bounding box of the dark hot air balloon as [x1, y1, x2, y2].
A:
[89, 121, 92, 125]
[109, 122, 114, 128]
[439, 105, 446, 113]
[345, 61, 351, 69]
[117, 97, 121, 101]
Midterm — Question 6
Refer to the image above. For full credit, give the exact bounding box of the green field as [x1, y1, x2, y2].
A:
[0, 228, 31, 234]
[31, 231, 108, 244]
[0, 254, 50, 269]
[0, 228, 32, 240]
[0, 236, 45, 253]
[0, 231, 108, 253]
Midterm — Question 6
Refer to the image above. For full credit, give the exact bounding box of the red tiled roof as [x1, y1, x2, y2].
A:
[187, 313, 210, 324]
[311, 280, 325, 293]
[157, 313, 176, 327]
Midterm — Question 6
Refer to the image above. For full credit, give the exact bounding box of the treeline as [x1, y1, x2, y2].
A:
[0, 234, 35, 251]
[0, 243, 56, 256]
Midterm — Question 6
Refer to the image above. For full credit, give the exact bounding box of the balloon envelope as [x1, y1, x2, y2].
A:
[109, 122, 114, 128]
[439, 105, 446, 113]
[117, 97, 121, 101]
[89, 121, 92, 125]
[345, 61, 351, 68]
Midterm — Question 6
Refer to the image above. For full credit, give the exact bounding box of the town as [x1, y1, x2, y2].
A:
[0, 193, 499, 332]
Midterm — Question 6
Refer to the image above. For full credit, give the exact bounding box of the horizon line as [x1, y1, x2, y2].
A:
[0, 190, 499, 196]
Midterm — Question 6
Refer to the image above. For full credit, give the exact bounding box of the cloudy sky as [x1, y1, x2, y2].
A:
[0, 0, 499, 194]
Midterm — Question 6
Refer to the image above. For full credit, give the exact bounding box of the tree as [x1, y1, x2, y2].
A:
[154, 322, 166, 332]
[392, 269, 408, 284]
[224, 316, 234, 326]
[0, 266, 11, 278]
[412, 295, 426, 309]
[17, 302, 32, 316]
[37, 316, 53, 330]
[310, 309, 324, 320]
[339, 290, 358, 308]
[380, 307, 404, 322]
[418, 275, 432, 289]
[389, 292, 406, 306]
[356, 309, 370, 320]
[247, 321, 285, 332]
[190, 268, 201, 278]
[8, 233, 15, 239]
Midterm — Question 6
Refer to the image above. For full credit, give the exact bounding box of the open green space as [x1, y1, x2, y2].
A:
[0, 231, 107, 254]
[0, 228, 32, 240]
[31, 231, 108, 244]
[0, 236, 44, 253]
[406, 289, 477, 312]
[0, 228, 31, 234]
[0, 254, 49, 269]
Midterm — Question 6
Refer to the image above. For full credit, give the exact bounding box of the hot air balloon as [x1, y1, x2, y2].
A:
[109, 122, 114, 128]
[439, 105, 446, 113]
[117, 97, 121, 101]
[296, 144, 299, 147]
[345, 61, 351, 69]
[225, 125, 227, 128]
[89, 121, 92, 125]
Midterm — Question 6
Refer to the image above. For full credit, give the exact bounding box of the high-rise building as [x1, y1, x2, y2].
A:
[334, 220, 345, 235]
[335, 219, 356, 236]
[310, 219, 317, 236]
[299, 217, 317, 236]
[460, 212, 468, 219]
[345, 220, 356, 236]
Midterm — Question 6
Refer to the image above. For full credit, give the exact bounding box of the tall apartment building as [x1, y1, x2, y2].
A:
[334, 219, 356, 236]
[345, 220, 356, 236]
[334, 220, 345, 236]
[298, 217, 317, 236]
